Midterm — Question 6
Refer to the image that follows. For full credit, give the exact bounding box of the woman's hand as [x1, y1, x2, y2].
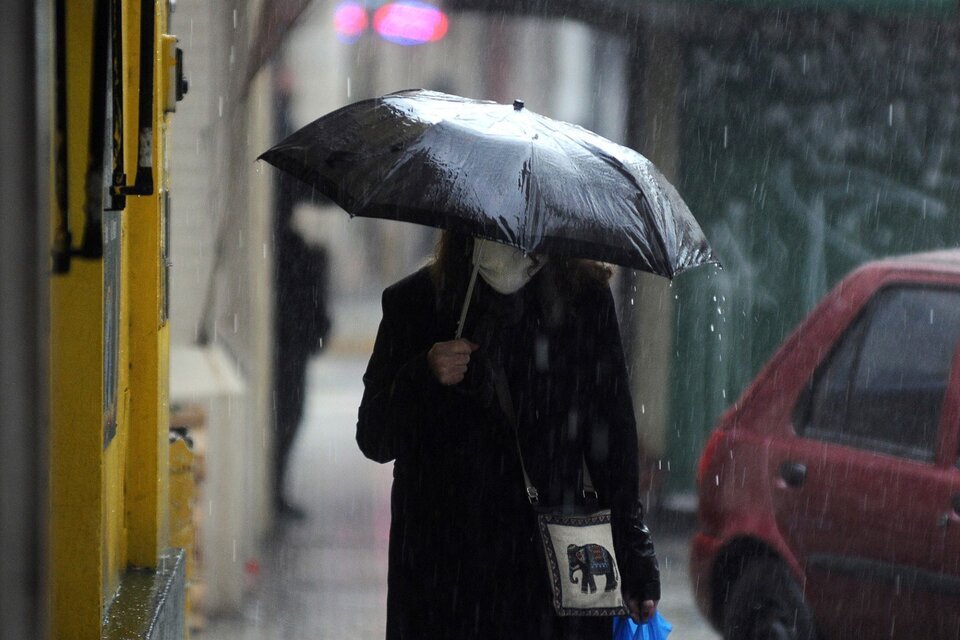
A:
[625, 596, 658, 624]
[427, 339, 480, 385]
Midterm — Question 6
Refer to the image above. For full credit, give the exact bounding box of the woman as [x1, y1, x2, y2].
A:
[357, 232, 660, 639]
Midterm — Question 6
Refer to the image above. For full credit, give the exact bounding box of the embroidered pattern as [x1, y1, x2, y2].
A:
[537, 509, 628, 617]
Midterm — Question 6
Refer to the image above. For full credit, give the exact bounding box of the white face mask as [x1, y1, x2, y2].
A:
[472, 239, 545, 294]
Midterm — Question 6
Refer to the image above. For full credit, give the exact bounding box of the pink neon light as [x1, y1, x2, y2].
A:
[334, 2, 369, 39]
[373, 2, 449, 45]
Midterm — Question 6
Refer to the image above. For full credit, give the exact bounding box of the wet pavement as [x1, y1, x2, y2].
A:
[198, 350, 720, 639]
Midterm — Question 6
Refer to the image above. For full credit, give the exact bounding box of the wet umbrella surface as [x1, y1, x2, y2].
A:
[259, 89, 719, 278]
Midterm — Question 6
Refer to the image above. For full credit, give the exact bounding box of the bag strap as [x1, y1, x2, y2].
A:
[493, 364, 597, 506]
[493, 367, 540, 505]
[581, 456, 599, 503]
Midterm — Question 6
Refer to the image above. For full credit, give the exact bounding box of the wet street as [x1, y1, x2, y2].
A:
[199, 343, 720, 639]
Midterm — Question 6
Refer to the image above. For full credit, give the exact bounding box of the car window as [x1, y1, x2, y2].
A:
[803, 313, 866, 437]
[801, 286, 960, 461]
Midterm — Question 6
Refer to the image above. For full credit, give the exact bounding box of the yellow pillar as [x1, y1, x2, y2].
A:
[126, 0, 171, 569]
[49, 262, 104, 638]
[49, 1, 104, 636]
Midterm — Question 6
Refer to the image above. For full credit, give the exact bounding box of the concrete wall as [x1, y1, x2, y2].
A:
[167, 0, 274, 614]
[168, 1, 226, 345]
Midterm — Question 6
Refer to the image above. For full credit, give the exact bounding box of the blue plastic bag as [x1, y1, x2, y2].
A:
[612, 611, 672, 640]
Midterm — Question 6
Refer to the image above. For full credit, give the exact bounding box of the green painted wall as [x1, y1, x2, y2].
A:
[668, 14, 960, 494]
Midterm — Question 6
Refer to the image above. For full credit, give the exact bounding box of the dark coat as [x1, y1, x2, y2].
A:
[357, 266, 660, 640]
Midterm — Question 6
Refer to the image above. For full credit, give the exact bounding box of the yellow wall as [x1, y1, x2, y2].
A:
[124, 0, 173, 569]
[49, 1, 174, 637]
[49, 2, 104, 634]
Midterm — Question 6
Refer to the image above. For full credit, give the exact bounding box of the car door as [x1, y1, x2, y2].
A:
[769, 284, 960, 639]
[926, 346, 960, 637]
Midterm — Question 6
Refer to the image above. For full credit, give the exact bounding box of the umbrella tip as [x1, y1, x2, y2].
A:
[513, 99, 524, 111]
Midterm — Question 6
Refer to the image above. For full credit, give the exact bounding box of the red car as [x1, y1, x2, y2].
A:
[691, 250, 960, 640]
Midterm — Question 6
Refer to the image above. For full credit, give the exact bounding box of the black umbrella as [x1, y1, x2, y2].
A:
[259, 89, 719, 334]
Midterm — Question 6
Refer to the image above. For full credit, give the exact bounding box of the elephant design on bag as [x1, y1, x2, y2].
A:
[566, 543, 618, 593]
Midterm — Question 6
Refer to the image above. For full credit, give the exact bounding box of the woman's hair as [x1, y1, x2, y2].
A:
[427, 231, 612, 306]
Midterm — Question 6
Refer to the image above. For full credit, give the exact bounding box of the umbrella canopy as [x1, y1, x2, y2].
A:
[259, 89, 719, 278]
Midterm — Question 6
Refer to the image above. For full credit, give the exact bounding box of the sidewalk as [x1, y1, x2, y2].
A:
[197, 349, 719, 640]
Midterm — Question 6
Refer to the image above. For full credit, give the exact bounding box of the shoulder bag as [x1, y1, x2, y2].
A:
[494, 366, 628, 617]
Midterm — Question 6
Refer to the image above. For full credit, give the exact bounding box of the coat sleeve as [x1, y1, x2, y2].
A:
[356, 286, 440, 464]
[584, 285, 661, 602]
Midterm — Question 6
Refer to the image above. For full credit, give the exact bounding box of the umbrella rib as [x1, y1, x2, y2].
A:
[523, 121, 535, 252]
[558, 127, 678, 273]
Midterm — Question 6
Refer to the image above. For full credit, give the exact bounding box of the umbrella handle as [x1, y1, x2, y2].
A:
[455, 241, 484, 339]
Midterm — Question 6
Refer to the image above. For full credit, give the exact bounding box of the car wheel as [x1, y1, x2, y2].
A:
[722, 558, 817, 640]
